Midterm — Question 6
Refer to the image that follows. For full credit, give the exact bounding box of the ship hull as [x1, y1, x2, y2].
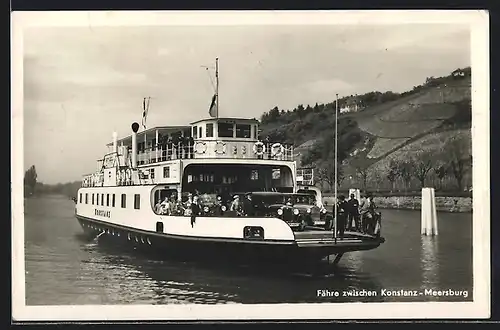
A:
[76, 215, 384, 264]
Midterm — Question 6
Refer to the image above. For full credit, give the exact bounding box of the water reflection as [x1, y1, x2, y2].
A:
[420, 236, 440, 288]
[77, 235, 386, 304]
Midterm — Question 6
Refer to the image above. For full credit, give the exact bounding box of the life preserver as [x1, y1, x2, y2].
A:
[253, 141, 266, 156]
[194, 141, 207, 154]
[215, 141, 227, 154]
[271, 143, 285, 157]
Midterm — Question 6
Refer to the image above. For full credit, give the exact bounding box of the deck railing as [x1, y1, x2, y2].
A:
[135, 141, 295, 165]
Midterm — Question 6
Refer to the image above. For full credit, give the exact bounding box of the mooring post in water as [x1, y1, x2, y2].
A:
[421, 187, 438, 236]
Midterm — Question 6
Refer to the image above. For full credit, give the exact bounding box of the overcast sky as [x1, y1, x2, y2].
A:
[23, 23, 470, 184]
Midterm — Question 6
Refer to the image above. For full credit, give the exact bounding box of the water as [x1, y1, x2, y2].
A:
[24, 195, 473, 305]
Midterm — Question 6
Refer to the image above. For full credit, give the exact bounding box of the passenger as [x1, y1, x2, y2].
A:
[243, 194, 254, 216]
[359, 193, 372, 233]
[159, 196, 170, 215]
[191, 196, 200, 227]
[214, 195, 224, 216]
[335, 195, 348, 239]
[347, 193, 360, 231]
[366, 193, 377, 234]
[168, 193, 178, 215]
[230, 195, 244, 216]
[154, 198, 163, 214]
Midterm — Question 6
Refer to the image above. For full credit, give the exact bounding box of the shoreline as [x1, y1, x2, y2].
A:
[322, 195, 472, 213]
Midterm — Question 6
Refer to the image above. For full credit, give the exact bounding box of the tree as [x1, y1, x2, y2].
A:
[355, 165, 369, 190]
[434, 162, 448, 190]
[386, 160, 399, 192]
[24, 165, 38, 196]
[396, 160, 412, 192]
[316, 160, 344, 192]
[412, 152, 434, 188]
[444, 137, 471, 191]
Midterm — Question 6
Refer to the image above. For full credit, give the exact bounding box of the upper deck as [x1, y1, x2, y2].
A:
[106, 117, 295, 166]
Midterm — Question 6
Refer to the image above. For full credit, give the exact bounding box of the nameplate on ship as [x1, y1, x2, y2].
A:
[94, 209, 111, 218]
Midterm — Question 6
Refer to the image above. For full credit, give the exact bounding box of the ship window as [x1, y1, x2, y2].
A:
[121, 194, 126, 208]
[192, 126, 198, 139]
[206, 123, 214, 137]
[92, 193, 95, 205]
[101, 194, 104, 206]
[96, 194, 99, 205]
[106, 194, 110, 206]
[272, 168, 281, 180]
[199, 126, 203, 138]
[163, 166, 170, 178]
[134, 194, 140, 209]
[112, 194, 116, 207]
[251, 170, 259, 180]
[85, 193, 88, 204]
[253, 125, 257, 139]
[152, 138, 156, 151]
[79, 193, 82, 203]
[150, 168, 155, 179]
[218, 122, 234, 138]
[236, 124, 251, 138]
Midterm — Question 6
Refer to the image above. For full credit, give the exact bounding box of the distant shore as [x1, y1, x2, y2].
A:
[322, 195, 472, 213]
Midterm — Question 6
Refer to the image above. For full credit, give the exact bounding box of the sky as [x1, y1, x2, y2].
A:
[22, 23, 471, 184]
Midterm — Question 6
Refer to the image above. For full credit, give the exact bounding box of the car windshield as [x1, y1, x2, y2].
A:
[292, 195, 316, 205]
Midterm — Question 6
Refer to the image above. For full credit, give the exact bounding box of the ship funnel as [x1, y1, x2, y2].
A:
[131, 122, 139, 168]
[112, 132, 118, 154]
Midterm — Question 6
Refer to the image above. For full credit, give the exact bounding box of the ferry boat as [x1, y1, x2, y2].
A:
[74, 60, 385, 265]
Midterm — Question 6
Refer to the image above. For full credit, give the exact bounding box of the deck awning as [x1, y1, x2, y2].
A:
[107, 126, 191, 147]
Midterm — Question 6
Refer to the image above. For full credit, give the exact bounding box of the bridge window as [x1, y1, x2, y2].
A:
[106, 194, 110, 206]
[236, 124, 251, 138]
[134, 194, 141, 209]
[96, 194, 99, 205]
[206, 123, 214, 137]
[218, 122, 234, 138]
[92, 193, 95, 205]
[121, 194, 126, 208]
[79, 193, 82, 204]
[163, 166, 170, 178]
[101, 194, 104, 206]
[198, 126, 203, 138]
[85, 193, 88, 204]
[112, 194, 116, 207]
[192, 126, 198, 139]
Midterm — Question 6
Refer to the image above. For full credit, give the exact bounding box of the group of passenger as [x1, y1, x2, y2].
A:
[156, 135, 195, 161]
[335, 192, 380, 238]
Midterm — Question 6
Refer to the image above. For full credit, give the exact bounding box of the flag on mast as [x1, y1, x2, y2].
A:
[142, 97, 150, 129]
[208, 93, 218, 118]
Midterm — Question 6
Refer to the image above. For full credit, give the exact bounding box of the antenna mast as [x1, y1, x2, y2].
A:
[215, 58, 219, 119]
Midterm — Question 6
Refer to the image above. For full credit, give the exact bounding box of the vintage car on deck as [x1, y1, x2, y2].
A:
[295, 187, 334, 229]
[246, 192, 306, 231]
[289, 193, 331, 229]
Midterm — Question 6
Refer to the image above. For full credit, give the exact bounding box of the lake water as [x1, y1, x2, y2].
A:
[23, 195, 473, 305]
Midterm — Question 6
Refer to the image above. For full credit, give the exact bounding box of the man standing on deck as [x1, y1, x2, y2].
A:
[347, 193, 360, 231]
[359, 193, 371, 233]
[335, 195, 348, 239]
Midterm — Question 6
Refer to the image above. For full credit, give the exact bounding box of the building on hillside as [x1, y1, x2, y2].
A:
[451, 68, 470, 79]
[339, 95, 362, 113]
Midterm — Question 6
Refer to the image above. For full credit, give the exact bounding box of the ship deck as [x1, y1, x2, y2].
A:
[294, 227, 384, 249]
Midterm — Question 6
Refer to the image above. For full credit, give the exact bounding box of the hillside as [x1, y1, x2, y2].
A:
[259, 67, 472, 193]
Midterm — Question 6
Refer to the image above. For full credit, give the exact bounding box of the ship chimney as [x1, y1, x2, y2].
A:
[131, 122, 139, 168]
[112, 132, 118, 154]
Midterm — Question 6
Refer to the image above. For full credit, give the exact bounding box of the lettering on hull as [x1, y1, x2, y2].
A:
[94, 209, 111, 218]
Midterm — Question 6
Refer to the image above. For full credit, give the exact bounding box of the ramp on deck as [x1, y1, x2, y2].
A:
[294, 229, 383, 249]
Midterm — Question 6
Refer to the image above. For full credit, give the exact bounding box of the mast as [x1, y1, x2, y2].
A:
[215, 58, 219, 119]
[334, 93, 338, 241]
